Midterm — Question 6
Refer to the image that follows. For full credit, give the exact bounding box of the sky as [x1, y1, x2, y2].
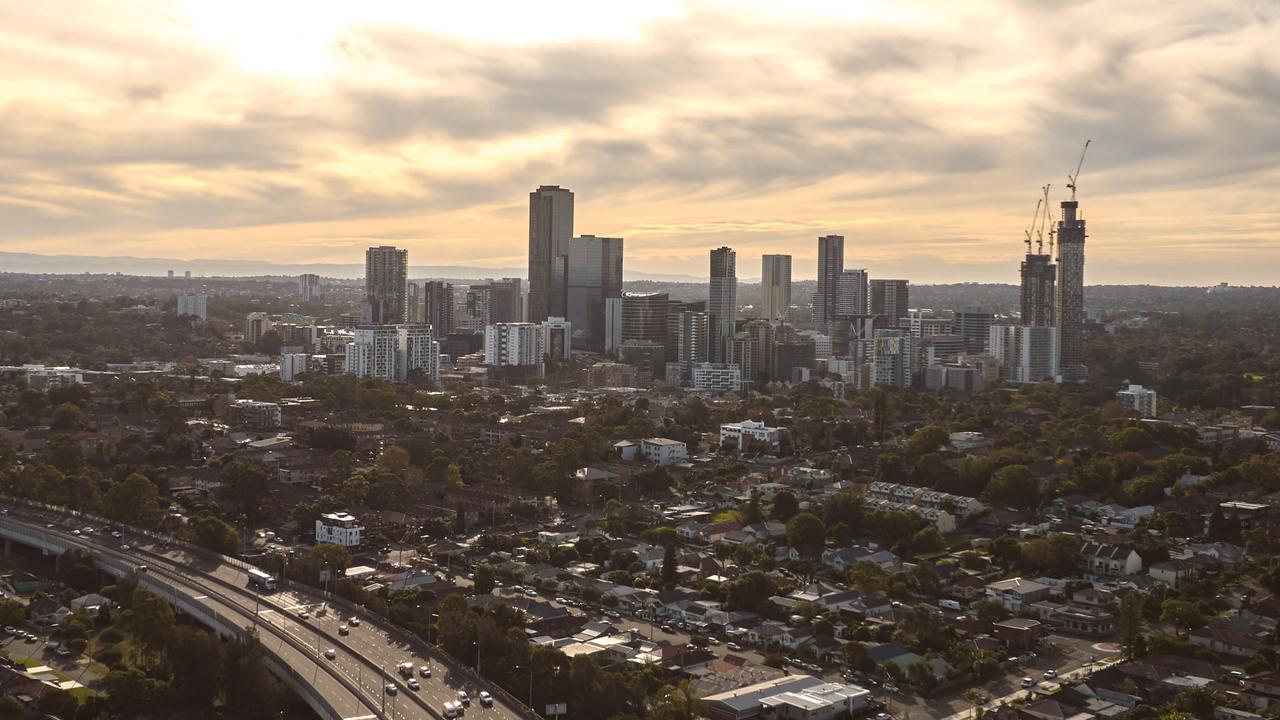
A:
[2, 0, 1279, 284]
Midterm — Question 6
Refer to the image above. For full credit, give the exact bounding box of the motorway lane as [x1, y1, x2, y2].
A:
[0, 513, 381, 720]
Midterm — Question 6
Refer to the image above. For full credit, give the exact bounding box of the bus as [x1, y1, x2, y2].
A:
[247, 568, 277, 592]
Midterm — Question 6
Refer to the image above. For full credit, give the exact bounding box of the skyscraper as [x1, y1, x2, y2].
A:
[527, 185, 574, 323]
[485, 323, 543, 366]
[954, 311, 995, 355]
[298, 273, 322, 301]
[760, 254, 792, 322]
[836, 269, 869, 318]
[364, 246, 408, 325]
[870, 279, 910, 324]
[484, 278, 524, 324]
[618, 292, 670, 371]
[990, 324, 1061, 383]
[421, 280, 454, 335]
[567, 235, 624, 351]
[1055, 200, 1087, 380]
[1019, 254, 1057, 327]
[708, 247, 737, 362]
[814, 235, 844, 331]
[674, 310, 710, 384]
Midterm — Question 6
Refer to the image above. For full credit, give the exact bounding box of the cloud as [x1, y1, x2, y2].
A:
[0, 0, 1277, 283]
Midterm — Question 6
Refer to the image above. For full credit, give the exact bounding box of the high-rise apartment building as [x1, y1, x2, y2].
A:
[567, 235, 624, 351]
[541, 317, 572, 362]
[708, 247, 737, 362]
[528, 185, 574, 323]
[760, 254, 792, 322]
[674, 310, 711, 384]
[345, 325, 398, 380]
[871, 330, 914, 389]
[298, 273, 322, 301]
[1020, 254, 1057, 327]
[177, 293, 207, 321]
[1055, 200, 1087, 380]
[280, 353, 309, 382]
[421, 280, 454, 336]
[485, 323, 543, 366]
[836, 269, 868, 318]
[364, 246, 409, 325]
[396, 324, 439, 384]
[870, 279, 910, 324]
[485, 278, 524, 324]
[1116, 384, 1158, 418]
[814, 235, 844, 330]
[618, 292, 669, 371]
[244, 312, 272, 346]
[989, 324, 1061, 384]
[954, 311, 995, 355]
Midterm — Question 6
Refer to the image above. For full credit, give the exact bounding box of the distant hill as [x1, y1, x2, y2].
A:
[0, 251, 703, 283]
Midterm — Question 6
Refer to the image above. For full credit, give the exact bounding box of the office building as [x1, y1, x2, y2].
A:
[1055, 199, 1088, 380]
[733, 319, 776, 387]
[364, 246, 409, 325]
[902, 310, 954, 338]
[244, 312, 272, 346]
[870, 279, 910, 324]
[485, 322, 543, 367]
[618, 340, 665, 376]
[618, 292, 669, 369]
[761, 254, 792, 322]
[528, 185, 574, 323]
[345, 325, 398, 381]
[674, 310, 711, 384]
[990, 324, 1061, 384]
[1116, 384, 1159, 418]
[955, 311, 995, 355]
[640, 438, 688, 466]
[541, 317, 572, 362]
[485, 278, 524, 324]
[720, 420, 781, 453]
[457, 285, 491, 334]
[567, 235, 624, 351]
[298, 273, 322, 301]
[708, 247, 737, 362]
[396, 324, 439, 384]
[176, 293, 207, 320]
[229, 399, 281, 430]
[421, 280, 454, 335]
[798, 330, 831, 359]
[924, 363, 987, 393]
[814, 235, 844, 330]
[691, 362, 742, 392]
[773, 339, 816, 383]
[836, 269, 868, 318]
[663, 299, 705, 367]
[604, 297, 623, 354]
[279, 353, 309, 382]
[1020, 254, 1057, 327]
[919, 334, 966, 368]
[871, 330, 913, 388]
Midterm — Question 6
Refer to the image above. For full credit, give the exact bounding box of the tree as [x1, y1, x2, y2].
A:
[1118, 591, 1145, 660]
[984, 464, 1040, 510]
[310, 543, 352, 579]
[786, 512, 826, 548]
[188, 513, 240, 554]
[661, 543, 678, 586]
[770, 490, 800, 522]
[13, 388, 46, 425]
[106, 473, 162, 528]
[724, 571, 776, 612]
[122, 589, 175, 664]
[1020, 534, 1082, 576]
[50, 402, 85, 431]
[1111, 426, 1157, 452]
[217, 460, 271, 526]
[473, 565, 496, 595]
[742, 489, 764, 525]
[912, 526, 946, 554]
[1160, 599, 1205, 636]
[650, 679, 704, 720]
[906, 425, 950, 456]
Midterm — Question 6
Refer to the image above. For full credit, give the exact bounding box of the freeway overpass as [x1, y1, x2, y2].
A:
[0, 499, 535, 720]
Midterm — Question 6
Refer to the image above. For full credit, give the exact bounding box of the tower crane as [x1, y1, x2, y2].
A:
[1036, 184, 1051, 254]
[1023, 196, 1042, 254]
[1066, 139, 1092, 201]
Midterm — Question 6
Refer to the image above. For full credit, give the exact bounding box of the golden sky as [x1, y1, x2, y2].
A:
[2, 0, 1279, 283]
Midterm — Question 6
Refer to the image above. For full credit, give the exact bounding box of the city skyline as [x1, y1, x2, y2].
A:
[3, 2, 1279, 284]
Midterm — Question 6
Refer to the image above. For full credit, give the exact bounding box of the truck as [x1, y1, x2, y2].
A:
[397, 662, 415, 678]
[938, 599, 962, 611]
[247, 568, 277, 592]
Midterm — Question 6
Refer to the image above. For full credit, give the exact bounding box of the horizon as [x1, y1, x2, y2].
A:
[3, 2, 1280, 284]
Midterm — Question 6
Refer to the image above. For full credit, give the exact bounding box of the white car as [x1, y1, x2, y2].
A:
[726, 642, 743, 651]
[349, 617, 360, 626]
[457, 690, 470, 705]
[407, 678, 421, 691]
[1020, 677, 1036, 688]
[419, 665, 432, 678]
[324, 648, 336, 660]
[338, 624, 350, 635]
[479, 691, 492, 707]
[386, 683, 398, 696]
[1044, 670, 1058, 680]
[298, 611, 310, 620]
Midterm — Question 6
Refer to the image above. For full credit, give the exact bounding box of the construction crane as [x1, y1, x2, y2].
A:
[1047, 203, 1058, 258]
[1023, 196, 1042, 254]
[1066, 139, 1092, 201]
[1036, 184, 1051, 254]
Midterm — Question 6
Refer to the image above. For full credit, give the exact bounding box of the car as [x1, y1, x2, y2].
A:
[83, 527, 94, 534]
[444, 701, 460, 718]
[707, 637, 720, 646]
[876, 714, 892, 720]
[121, 544, 130, 551]
[457, 690, 470, 705]
[55, 647, 72, 657]
[788, 657, 805, 668]
[883, 683, 900, 694]
[419, 665, 432, 678]
[45, 523, 54, 528]
[479, 691, 492, 707]
[71, 530, 81, 536]
[338, 624, 350, 635]
[324, 648, 336, 659]
[806, 663, 822, 673]
[407, 678, 420, 691]
[23, 634, 36, 644]
[660, 625, 674, 633]
[726, 642, 743, 651]
[1044, 670, 1058, 680]
[298, 611, 310, 620]
[135, 565, 148, 573]
[386, 683, 398, 696]
[604, 610, 621, 619]
[1020, 677, 1036, 688]
[111, 531, 122, 538]
[349, 617, 360, 626]
[2, 626, 13, 635]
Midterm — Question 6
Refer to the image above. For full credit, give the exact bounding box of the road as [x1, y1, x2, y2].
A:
[1, 502, 532, 720]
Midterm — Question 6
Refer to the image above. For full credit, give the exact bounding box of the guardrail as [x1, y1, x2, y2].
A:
[1, 495, 540, 720]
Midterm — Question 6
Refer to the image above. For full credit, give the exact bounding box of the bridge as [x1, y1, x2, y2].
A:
[0, 499, 535, 720]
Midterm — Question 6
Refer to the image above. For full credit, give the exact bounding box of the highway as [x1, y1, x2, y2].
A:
[0, 501, 532, 720]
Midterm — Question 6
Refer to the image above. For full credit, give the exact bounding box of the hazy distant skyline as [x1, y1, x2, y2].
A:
[2, 1, 1278, 284]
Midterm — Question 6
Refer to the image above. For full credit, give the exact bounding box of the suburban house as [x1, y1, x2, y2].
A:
[985, 577, 1052, 612]
[1081, 541, 1144, 577]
